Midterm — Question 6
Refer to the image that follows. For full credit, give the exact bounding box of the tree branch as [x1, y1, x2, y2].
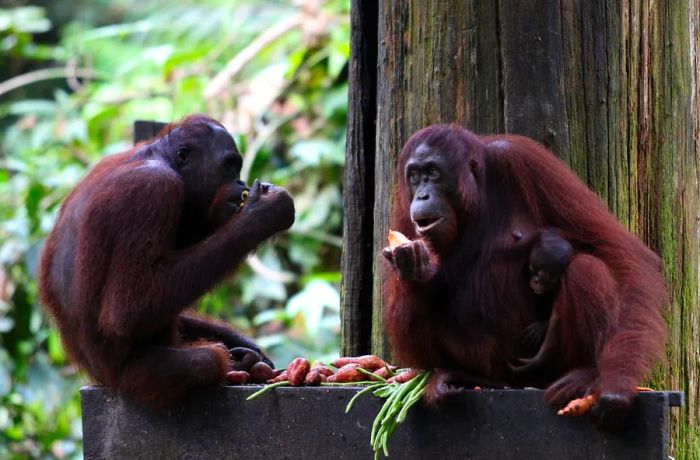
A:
[0, 67, 96, 99]
[204, 14, 303, 100]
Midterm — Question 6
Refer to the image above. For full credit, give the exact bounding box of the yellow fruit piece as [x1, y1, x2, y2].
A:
[388, 230, 411, 248]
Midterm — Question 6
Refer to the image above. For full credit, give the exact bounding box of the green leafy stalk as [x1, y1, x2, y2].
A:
[245, 381, 290, 400]
[247, 379, 380, 403]
[396, 372, 429, 423]
[320, 381, 377, 386]
[357, 367, 387, 382]
[372, 379, 416, 453]
[345, 382, 384, 413]
[346, 370, 432, 459]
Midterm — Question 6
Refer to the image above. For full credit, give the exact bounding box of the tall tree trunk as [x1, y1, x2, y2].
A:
[342, 1, 699, 455]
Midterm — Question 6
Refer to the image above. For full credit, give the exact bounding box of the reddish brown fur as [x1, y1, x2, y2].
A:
[38, 115, 294, 407]
[384, 125, 667, 421]
[510, 252, 620, 383]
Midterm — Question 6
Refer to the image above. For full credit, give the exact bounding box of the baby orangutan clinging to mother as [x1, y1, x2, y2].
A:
[39, 115, 295, 407]
[383, 125, 667, 431]
[526, 229, 574, 297]
[511, 228, 574, 367]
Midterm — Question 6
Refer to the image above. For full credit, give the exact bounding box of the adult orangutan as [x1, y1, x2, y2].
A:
[382, 124, 667, 430]
[39, 115, 294, 407]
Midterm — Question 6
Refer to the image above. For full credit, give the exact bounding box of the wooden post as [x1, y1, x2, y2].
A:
[340, 0, 378, 356]
[133, 120, 167, 143]
[342, 0, 699, 453]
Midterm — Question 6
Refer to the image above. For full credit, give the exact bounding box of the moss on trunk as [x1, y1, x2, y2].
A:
[344, 1, 699, 455]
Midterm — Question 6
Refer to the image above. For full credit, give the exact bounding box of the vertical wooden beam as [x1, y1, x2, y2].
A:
[133, 120, 167, 143]
[498, 0, 570, 156]
[340, 0, 378, 356]
[558, 4, 700, 453]
[645, 0, 700, 454]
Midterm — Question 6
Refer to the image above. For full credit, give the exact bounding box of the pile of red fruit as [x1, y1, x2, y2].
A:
[225, 350, 415, 386]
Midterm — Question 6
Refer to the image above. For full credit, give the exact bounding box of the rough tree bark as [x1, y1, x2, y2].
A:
[341, 0, 699, 455]
[340, 0, 378, 357]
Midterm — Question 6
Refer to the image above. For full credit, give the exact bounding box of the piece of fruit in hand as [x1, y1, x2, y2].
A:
[388, 230, 411, 248]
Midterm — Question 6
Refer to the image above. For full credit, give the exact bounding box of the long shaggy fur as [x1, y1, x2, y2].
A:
[39, 115, 293, 406]
[385, 124, 667, 407]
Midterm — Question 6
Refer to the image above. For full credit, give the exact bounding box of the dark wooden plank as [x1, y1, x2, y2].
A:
[340, 0, 378, 357]
[82, 386, 680, 460]
[474, 0, 505, 134]
[498, 0, 569, 156]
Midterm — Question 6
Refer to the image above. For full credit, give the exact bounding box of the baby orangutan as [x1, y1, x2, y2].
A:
[512, 229, 574, 373]
[528, 229, 574, 296]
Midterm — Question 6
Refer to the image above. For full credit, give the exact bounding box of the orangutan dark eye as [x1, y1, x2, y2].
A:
[428, 168, 440, 180]
[408, 170, 420, 184]
[176, 147, 190, 167]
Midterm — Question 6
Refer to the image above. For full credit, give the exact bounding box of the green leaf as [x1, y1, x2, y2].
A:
[0, 349, 12, 394]
[25, 182, 46, 233]
[289, 139, 344, 166]
[328, 25, 350, 79]
[286, 280, 339, 336]
[8, 99, 57, 116]
[47, 330, 66, 364]
[7, 6, 51, 33]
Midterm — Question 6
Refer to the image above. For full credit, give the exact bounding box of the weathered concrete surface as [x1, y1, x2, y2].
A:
[81, 386, 681, 459]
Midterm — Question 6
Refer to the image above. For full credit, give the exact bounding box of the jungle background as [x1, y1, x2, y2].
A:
[0, 1, 348, 458]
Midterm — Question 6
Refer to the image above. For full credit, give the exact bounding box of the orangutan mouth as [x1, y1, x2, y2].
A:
[227, 190, 248, 212]
[415, 217, 444, 233]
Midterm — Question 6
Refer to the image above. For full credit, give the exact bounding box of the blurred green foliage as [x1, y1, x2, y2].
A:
[0, 1, 349, 458]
